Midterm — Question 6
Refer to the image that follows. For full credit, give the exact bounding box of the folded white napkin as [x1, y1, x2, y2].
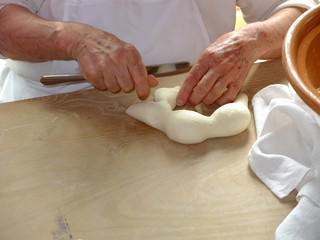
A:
[248, 84, 320, 240]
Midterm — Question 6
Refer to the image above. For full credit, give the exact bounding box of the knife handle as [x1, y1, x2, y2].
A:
[40, 74, 85, 85]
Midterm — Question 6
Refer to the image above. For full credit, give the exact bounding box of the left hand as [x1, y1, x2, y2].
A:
[177, 6, 307, 107]
[176, 28, 258, 106]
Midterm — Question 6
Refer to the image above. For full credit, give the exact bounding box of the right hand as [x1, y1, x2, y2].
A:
[68, 23, 158, 100]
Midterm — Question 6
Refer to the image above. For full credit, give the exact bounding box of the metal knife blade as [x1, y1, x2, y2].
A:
[40, 61, 192, 85]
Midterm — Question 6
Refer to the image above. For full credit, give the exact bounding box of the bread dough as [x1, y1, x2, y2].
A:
[126, 86, 251, 144]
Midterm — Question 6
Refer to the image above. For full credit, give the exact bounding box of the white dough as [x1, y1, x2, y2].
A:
[126, 86, 251, 144]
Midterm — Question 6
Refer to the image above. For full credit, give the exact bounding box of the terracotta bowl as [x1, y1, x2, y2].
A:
[282, 5, 320, 114]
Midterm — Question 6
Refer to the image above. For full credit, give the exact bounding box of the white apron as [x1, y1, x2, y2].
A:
[0, 0, 210, 102]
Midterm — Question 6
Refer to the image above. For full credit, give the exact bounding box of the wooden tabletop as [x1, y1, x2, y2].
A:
[0, 60, 296, 240]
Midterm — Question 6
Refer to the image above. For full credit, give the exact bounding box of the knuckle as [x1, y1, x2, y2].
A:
[203, 91, 218, 106]
[122, 82, 135, 93]
[203, 98, 213, 106]
[121, 43, 139, 59]
[218, 92, 235, 105]
[189, 63, 207, 80]
[83, 72, 106, 90]
[189, 95, 201, 106]
[228, 81, 242, 91]
[108, 84, 121, 93]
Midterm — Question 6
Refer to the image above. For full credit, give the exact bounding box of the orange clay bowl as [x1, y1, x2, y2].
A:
[283, 5, 320, 114]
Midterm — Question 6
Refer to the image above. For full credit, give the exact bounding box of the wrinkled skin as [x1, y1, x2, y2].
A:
[177, 30, 257, 106]
[0, 5, 158, 100]
[70, 25, 158, 99]
[0, 5, 305, 102]
[177, 7, 306, 106]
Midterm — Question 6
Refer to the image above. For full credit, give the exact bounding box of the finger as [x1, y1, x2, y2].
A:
[102, 71, 121, 93]
[176, 77, 196, 106]
[79, 60, 108, 90]
[187, 68, 220, 106]
[176, 63, 208, 106]
[114, 69, 135, 93]
[148, 75, 159, 87]
[215, 84, 242, 105]
[83, 71, 107, 90]
[215, 65, 250, 105]
[202, 76, 228, 105]
[128, 61, 150, 100]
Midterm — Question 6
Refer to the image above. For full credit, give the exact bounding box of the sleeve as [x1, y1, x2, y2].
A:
[237, 0, 319, 23]
[0, 0, 45, 13]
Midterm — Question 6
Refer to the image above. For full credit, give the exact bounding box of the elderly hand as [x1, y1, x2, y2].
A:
[176, 28, 257, 106]
[69, 24, 158, 100]
[0, 4, 158, 100]
[0, 5, 304, 102]
[176, 6, 306, 107]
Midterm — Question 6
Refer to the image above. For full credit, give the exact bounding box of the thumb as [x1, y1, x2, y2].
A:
[148, 75, 159, 87]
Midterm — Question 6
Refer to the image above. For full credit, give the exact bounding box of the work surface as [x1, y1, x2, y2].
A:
[0, 60, 295, 240]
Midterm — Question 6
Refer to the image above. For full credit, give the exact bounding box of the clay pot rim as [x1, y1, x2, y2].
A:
[282, 5, 320, 115]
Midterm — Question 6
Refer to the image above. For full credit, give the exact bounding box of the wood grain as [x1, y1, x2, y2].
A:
[0, 60, 294, 240]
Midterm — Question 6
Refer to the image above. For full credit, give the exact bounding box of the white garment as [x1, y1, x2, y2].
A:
[249, 84, 320, 240]
[0, 59, 7, 91]
[0, 0, 213, 102]
[0, 0, 317, 102]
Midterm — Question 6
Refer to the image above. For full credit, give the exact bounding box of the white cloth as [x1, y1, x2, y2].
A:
[0, 0, 317, 102]
[0, 59, 7, 91]
[238, 0, 319, 23]
[249, 84, 320, 240]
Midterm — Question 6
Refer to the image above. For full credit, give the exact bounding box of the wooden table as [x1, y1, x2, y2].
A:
[0, 60, 296, 240]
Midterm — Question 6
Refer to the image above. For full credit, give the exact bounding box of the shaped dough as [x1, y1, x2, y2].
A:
[126, 86, 251, 144]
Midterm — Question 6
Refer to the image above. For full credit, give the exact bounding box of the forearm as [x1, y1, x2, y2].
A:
[0, 4, 157, 99]
[241, 7, 306, 60]
[0, 4, 83, 62]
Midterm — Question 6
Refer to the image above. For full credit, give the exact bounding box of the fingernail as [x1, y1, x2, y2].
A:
[176, 98, 184, 106]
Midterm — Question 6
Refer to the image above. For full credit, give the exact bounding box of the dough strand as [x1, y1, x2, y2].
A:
[126, 86, 251, 144]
